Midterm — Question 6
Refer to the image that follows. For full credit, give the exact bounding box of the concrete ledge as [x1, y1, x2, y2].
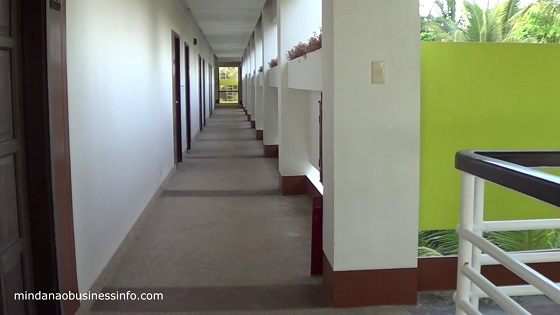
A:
[323, 253, 417, 308]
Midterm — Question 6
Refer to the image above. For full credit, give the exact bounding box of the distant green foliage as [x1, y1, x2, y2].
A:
[510, 0, 560, 43]
[219, 67, 238, 80]
[421, 0, 560, 43]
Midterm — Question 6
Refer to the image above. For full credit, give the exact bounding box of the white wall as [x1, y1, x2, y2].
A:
[321, 0, 335, 267]
[67, 0, 215, 293]
[249, 34, 256, 118]
[255, 19, 265, 130]
[277, 0, 321, 176]
[322, 0, 420, 271]
[262, 0, 279, 146]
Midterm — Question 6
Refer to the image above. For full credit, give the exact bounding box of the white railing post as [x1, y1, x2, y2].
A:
[470, 177, 485, 309]
[455, 172, 476, 315]
[454, 151, 560, 314]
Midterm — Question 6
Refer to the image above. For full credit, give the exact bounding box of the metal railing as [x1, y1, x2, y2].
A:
[454, 150, 560, 315]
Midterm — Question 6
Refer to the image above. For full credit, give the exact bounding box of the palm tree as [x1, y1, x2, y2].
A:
[421, 0, 466, 41]
[460, 0, 522, 42]
[421, 0, 560, 43]
[508, 0, 560, 43]
[418, 229, 560, 257]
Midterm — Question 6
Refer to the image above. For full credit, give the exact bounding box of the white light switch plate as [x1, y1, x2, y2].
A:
[372, 61, 385, 83]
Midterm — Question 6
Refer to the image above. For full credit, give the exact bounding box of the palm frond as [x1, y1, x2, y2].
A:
[485, 229, 560, 252]
[419, 247, 444, 257]
[463, 1, 486, 42]
[419, 230, 460, 255]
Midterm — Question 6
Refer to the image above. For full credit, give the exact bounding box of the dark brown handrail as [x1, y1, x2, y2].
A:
[455, 150, 560, 208]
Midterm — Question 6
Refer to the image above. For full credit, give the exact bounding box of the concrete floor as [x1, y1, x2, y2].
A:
[79, 104, 558, 315]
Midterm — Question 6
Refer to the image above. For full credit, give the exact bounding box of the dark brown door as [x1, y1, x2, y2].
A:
[185, 43, 191, 151]
[208, 64, 212, 116]
[198, 55, 203, 131]
[172, 31, 182, 163]
[0, 0, 35, 313]
[319, 93, 323, 183]
[202, 59, 206, 126]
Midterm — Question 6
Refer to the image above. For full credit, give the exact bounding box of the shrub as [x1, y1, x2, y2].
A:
[286, 42, 309, 60]
[307, 30, 322, 53]
[285, 29, 322, 61]
[268, 58, 278, 68]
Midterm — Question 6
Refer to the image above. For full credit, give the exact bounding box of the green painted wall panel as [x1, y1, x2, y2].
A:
[420, 42, 560, 230]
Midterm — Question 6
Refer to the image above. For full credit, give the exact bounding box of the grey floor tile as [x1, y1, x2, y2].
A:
[80, 107, 559, 315]
[171, 158, 279, 191]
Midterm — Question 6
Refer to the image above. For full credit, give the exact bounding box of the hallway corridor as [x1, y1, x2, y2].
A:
[76, 104, 559, 315]
[79, 104, 335, 314]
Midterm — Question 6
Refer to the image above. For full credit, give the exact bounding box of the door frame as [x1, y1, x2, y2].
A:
[21, 0, 79, 314]
[171, 31, 182, 163]
[184, 43, 192, 152]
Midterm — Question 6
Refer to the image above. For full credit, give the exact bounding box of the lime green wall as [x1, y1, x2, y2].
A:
[420, 42, 560, 230]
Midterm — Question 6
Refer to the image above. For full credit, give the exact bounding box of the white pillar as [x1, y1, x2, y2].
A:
[241, 53, 245, 106]
[255, 18, 264, 133]
[248, 34, 255, 121]
[244, 52, 248, 107]
[262, 0, 279, 154]
[322, 0, 420, 307]
[277, 0, 321, 180]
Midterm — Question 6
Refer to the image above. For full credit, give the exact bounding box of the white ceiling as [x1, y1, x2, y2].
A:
[184, 0, 266, 62]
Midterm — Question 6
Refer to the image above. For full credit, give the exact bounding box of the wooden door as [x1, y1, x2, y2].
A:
[184, 43, 191, 151]
[202, 59, 206, 126]
[208, 64, 212, 115]
[319, 93, 323, 183]
[0, 0, 35, 313]
[171, 31, 182, 163]
[198, 55, 203, 131]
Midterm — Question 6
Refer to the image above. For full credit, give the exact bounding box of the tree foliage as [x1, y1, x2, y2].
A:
[219, 67, 238, 80]
[421, 0, 560, 43]
[510, 0, 560, 43]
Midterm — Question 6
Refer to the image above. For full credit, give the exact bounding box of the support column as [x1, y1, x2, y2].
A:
[255, 18, 264, 139]
[322, 0, 421, 307]
[242, 52, 246, 108]
[277, 0, 321, 192]
[262, 0, 279, 156]
[248, 35, 255, 124]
